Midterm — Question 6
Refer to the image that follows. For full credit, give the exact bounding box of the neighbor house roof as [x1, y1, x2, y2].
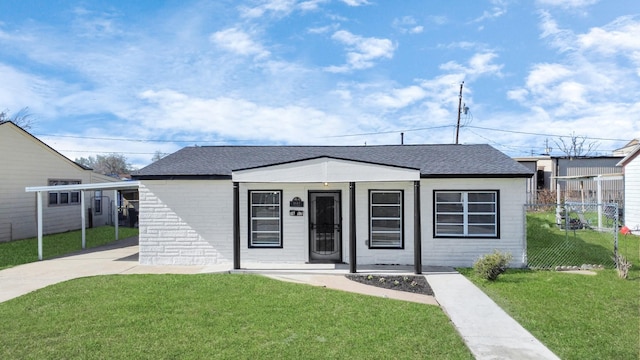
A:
[133, 144, 533, 179]
[617, 144, 640, 167]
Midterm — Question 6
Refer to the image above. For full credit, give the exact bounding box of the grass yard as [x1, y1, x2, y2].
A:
[461, 212, 640, 360]
[0, 274, 473, 360]
[0, 226, 138, 270]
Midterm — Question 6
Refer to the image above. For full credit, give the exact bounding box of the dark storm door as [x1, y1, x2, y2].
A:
[309, 192, 342, 262]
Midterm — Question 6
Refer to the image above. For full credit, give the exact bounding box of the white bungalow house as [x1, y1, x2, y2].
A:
[132, 144, 533, 272]
[0, 121, 118, 242]
[617, 145, 640, 232]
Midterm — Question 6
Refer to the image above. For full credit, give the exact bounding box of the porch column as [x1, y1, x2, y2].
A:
[413, 181, 422, 274]
[81, 190, 86, 249]
[349, 182, 357, 273]
[37, 191, 43, 260]
[233, 182, 240, 270]
[114, 190, 119, 240]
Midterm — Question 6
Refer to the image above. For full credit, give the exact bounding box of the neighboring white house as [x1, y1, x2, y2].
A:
[617, 145, 640, 232]
[133, 144, 533, 272]
[0, 121, 118, 241]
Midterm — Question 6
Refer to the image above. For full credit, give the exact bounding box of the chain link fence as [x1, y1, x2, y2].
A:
[525, 202, 623, 269]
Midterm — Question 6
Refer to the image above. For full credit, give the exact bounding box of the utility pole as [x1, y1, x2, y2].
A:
[455, 81, 464, 145]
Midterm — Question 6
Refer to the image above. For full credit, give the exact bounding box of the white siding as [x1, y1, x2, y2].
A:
[233, 157, 419, 183]
[241, 181, 416, 265]
[0, 123, 117, 242]
[138, 177, 527, 267]
[139, 180, 419, 266]
[421, 178, 527, 267]
[138, 180, 234, 265]
[624, 155, 640, 230]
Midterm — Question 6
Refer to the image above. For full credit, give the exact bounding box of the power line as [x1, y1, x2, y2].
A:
[322, 125, 455, 138]
[464, 126, 629, 142]
[33, 133, 256, 144]
[59, 149, 159, 155]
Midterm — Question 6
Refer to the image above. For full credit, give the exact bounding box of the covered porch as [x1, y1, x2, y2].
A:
[230, 156, 425, 274]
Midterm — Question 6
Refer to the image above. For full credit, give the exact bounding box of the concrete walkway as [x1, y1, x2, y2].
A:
[426, 273, 560, 360]
[0, 238, 559, 359]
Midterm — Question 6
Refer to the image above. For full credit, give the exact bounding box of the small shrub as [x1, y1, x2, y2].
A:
[474, 250, 513, 281]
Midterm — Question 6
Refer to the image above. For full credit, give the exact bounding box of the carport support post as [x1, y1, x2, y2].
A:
[413, 181, 422, 274]
[233, 182, 240, 270]
[37, 191, 43, 261]
[81, 190, 86, 249]
[113, 190, 119, 240]
[349, 182, 357, 273]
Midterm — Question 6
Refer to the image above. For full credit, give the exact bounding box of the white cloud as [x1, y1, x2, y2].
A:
[365, 85, 427, 109]
[439, 52, 503, 77]
[210, 27, 270, 59]
[577, 16, 640, 56]
[393, 16, 424, 34]
[325, 30, 395, 72]
[340, 0, 370, 6]
[299, 0, 329, 11]
[239, 0, 297, 18]
[536, 0, 599, 9]
[137, 89, 348, 143]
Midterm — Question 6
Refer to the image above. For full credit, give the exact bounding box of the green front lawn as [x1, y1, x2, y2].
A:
[462, 217, 640, 360]
[0, 274, 472, 360]
[0, 226, 138, 270]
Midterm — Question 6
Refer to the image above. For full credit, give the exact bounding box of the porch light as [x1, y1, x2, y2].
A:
[323, 182, 329, 187]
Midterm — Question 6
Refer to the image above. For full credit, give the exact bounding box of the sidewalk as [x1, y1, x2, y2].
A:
[426, 273, 560, 360]
[0, 240, 559, 359]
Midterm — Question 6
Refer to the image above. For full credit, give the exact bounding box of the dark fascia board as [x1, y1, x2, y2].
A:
[421, 173, 533, 179]
[132, 174, 232, 180]
[231, 155, 421, 172]
[134, 173, 532, 180]
[551, 155, 624, 160]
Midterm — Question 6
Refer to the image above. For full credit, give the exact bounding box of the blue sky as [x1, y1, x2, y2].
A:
[1, 0, 639, 168]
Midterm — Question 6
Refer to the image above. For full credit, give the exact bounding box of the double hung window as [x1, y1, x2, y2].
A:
[249, 191, 282, 247]
[369, 190, 403, 248]
[435, 191, 498, 237]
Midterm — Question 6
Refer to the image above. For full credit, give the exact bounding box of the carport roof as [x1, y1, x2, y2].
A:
[133, 144, 533, 179]
[25, 181, 140, 193]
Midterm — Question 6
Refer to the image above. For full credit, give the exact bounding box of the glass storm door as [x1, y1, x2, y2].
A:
[309, 192, 341, 262]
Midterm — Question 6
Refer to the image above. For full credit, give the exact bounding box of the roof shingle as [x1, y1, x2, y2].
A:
[133, 144, 533, 179]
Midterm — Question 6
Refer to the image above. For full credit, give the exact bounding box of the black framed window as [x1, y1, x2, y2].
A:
[369, 190, 403, 248]
[249, 190, 282, 247]
[47, 179, 81, 206]
[94, 190, 102, 214]
[435, 191, 498, 237]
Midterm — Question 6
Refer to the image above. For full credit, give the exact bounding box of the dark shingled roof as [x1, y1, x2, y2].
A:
[133, 144, 533, 179]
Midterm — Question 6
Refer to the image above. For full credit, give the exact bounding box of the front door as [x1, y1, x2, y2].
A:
[309, 191, 341, 262]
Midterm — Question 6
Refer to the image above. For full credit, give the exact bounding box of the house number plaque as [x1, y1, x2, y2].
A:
[289, 197, 304, 207]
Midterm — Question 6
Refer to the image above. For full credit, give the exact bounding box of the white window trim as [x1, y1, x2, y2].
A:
[434, 190, 498, 238]
[249, 190, 283, 248]
[369, 190, 404, 249]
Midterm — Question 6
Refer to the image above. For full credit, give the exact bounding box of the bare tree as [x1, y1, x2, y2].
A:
[151, 150, 168, 162]
[554, 132, 599, 158]
[76, 154, 133, 176]
[0, 107, 36, 130]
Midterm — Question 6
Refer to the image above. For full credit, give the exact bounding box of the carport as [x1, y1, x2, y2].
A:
[25, 181, 140, 260]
